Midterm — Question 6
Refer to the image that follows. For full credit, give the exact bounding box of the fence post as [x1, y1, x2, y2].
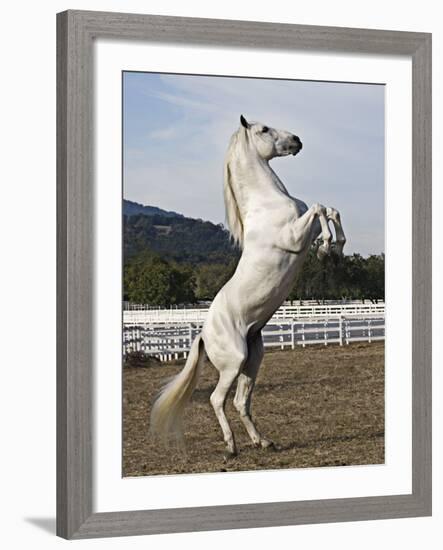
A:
[188, 323, 193, 353]
[291, 320, 295, 349]
[338, 315, 343, 346]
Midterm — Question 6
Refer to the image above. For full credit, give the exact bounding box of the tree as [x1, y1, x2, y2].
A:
[195, 261, 237, 300]
[288, 248, 384, 302]
[124, 252, 196, 306]
[363, 253, 385, 302]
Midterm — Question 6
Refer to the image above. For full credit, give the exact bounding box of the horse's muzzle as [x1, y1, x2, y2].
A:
[291, 136, 303, 155]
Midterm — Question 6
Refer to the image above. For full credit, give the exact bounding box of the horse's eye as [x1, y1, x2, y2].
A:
[262, 126, 269, 133]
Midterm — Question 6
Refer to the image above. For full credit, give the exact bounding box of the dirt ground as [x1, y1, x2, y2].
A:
[123, 342, 384, 477]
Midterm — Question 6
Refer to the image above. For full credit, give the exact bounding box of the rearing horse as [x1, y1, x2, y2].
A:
[150, 115, 346, 457]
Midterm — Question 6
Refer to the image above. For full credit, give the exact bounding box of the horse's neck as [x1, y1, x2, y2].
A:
[265, 164, 290, 195]
[230, 153, 290, 217]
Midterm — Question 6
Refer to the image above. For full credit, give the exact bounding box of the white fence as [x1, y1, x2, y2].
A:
[123, 314, 385, 362]
[124, 302, 385, 326]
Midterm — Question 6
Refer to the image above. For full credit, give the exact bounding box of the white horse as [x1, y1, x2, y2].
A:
[150, 115, 346, 457]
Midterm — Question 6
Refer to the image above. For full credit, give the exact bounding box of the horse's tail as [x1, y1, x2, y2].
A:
[150, 333, 205, 444]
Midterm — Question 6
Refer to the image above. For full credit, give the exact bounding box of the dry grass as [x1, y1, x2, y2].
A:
[123, 342, 384, 477]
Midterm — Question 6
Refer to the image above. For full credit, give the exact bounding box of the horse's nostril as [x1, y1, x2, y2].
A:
[292, 135, 300, 142]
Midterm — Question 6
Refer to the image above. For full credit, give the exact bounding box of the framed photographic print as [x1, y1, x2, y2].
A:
[57, 10, 432, 539]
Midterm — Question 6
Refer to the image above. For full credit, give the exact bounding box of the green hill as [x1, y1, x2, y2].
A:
[123, 199, 183, 219]
[123, 204, 239, 265]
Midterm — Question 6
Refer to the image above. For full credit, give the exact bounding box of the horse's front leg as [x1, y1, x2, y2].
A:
[326, 207, 346, 255]
[314, 204, 333, 259]
[280, 203, 332, 258]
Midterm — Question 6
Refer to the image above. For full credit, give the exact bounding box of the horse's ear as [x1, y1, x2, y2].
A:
[240, 114, 250, 129]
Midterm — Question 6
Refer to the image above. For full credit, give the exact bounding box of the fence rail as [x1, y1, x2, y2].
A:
[124, 302, 385, 325]
[123, 315, 385, 362]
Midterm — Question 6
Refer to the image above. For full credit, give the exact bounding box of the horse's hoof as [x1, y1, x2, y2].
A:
[223, 449, 238, 462]
[261, 439, 275, 450]
[332, 243, 344, 256]
[317, 245, 329, 260]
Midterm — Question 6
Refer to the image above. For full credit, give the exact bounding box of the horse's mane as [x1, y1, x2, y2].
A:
[223, 129, 245, 249]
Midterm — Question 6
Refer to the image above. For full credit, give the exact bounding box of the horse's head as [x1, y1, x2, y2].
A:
[239, 115, 302, 160]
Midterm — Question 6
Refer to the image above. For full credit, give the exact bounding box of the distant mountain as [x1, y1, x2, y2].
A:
[123, 201, 239, 265]
[123, 199, 183, 219]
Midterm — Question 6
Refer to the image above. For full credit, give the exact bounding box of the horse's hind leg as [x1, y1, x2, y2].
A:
[326, 207, 346, 255]
[233, 333, 273, 449]
[207, 342, 248, 458]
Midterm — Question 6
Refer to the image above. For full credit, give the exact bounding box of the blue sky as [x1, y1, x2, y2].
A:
[123, 72, 384, 256]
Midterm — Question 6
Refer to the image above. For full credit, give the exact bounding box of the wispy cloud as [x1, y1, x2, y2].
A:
[147, 89, 217, 113]
[146, 126, 181, 141]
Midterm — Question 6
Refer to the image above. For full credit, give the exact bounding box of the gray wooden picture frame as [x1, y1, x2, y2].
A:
[57, 9, 432, 540]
